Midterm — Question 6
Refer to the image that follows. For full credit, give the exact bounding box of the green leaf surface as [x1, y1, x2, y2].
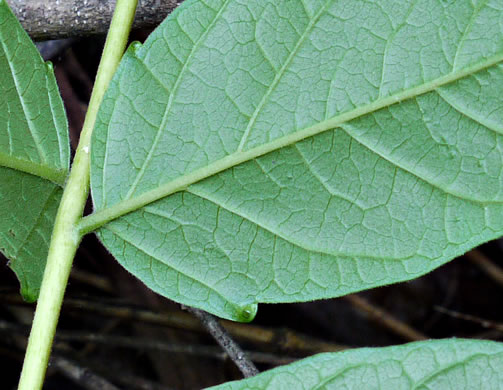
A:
[90, 0, 503, 321]
[208, 339, 503, 390]
[0, 0, 69, 301]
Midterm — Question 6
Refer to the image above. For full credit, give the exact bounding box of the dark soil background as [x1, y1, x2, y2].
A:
[1, 31, 503, 390]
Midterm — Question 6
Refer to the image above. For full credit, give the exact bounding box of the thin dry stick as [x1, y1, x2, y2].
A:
[184, 306, 259, 378]
[0, 321, 121, 390]
[0, 324, 174, 390]
[0, 293, 348, 353]
[0, 319, 296, 366]
[8, 0, 182, 40]
[76, 317, 122, 357]
[56, 330, 297, 365]
[465, 249, 503, 288]
[345, 294, 428, 341]
[434, 306, 503, 333]
[70, 268, 116, 294]
[88, 369, 175, 390]
[51, 356, 121, 390]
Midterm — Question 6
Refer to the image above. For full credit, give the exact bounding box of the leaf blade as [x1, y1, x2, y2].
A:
[207, 339, 503, 389]
[90, 0, 503, 320]
[0, 0, 69, 300]
[0, 168, 63, 301]
[0, 3, 69, 175]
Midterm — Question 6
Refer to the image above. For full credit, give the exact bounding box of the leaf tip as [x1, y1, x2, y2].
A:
[236, 303, 258, 323]
[3, 259, 38, 302]
[45, 61, 54, 72]
[20, 286, 38, 304]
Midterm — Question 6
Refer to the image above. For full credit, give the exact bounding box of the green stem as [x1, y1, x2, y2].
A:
[17, 1, 138, 389]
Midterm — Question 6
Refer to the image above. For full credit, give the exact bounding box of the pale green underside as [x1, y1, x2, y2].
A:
[91, 0, 503, 321]
[0, 168, 63, 301]
[0, 0, 69, 301]
[209, 339, 503, 390]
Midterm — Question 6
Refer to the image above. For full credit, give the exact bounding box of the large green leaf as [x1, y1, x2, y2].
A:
[0, 0, 69, 301]
[209, 339, 503, 389]
[89, 0, 503, 321]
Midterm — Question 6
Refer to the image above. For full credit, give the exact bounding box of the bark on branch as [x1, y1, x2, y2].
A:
[7, 0, 182, 41]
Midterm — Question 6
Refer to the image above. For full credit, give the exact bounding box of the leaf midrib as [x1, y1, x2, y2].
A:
[79, 52, 503, 235]
[0, 29, 47, 164]
[0, 3, 67, 186]
[236, 0, 331, 152]
[0, 151, 67, 186]
[13, 185, 60, 257]
[122, 0, 232, 201]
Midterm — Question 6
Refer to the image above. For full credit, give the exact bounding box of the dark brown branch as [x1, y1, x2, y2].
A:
[184, 306, 259, 378]
[345, 294, 428, 341]
[434, 306, 503, 333]
[466, 249, 503, 288]
[7, 0, 182, 41]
